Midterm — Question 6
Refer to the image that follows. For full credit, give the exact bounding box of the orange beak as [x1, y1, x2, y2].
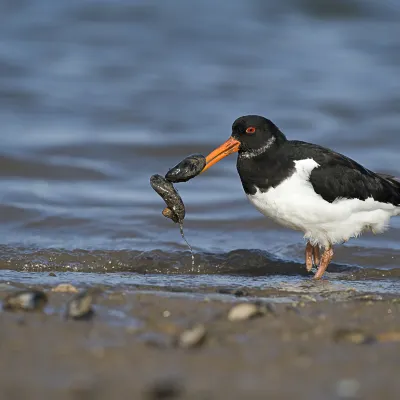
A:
[201, 136, 240, 173]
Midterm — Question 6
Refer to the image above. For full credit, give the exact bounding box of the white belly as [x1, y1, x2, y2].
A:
[247, 159, 399, 247]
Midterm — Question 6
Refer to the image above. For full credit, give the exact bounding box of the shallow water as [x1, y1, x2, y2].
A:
[0, 0, 399, 294]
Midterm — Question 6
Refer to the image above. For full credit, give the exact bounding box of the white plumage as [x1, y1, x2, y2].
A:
[247, 159, 400, 248]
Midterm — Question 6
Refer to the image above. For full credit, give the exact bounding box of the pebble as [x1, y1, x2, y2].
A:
[228, 303, 265, 321]
[48, 272, 56, 277]
[66, 289, 97, 320]
[300, 295, 317, 302]
[3, 290, 48, 312]
[336, 379, 360, 398]
[333, 328, 376, 344]
[52, 283, 79, 293]
[178, 324, 207, 348]
[351, 294, 383, 302]
[233, 289, 249, 297]
[376, 331, 400, 343]
[216, 288, 249, 297]
[145, 378, 183, 400]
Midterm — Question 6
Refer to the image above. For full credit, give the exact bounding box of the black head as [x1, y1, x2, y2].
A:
[201, 115, 286, 173]
[231, 115, 286, 155]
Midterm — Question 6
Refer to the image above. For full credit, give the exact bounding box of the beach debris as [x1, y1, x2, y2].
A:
[52, 283, 79, 293]
[217, 288, 249, 297]
[228, 303, 265, 321]
[165, 154, 206, 183]
[178, 324, 207, 348]
[350, 294, 383, 302]
[150, 175, 185, 223]
[334, 328, 400, 344]
[3, 290, 48, 312]
[300, 294, 317, 302]
[66, 289, 98, 320]
[375, 331, 400, 343]
[145, 378, 183, 400]
[233, 289, 249, 297]
[335, 379, 360, 399]
[333, 328, 376, 344]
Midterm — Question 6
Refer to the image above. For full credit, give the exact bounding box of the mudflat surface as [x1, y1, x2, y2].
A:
[1, 286, 399, 400]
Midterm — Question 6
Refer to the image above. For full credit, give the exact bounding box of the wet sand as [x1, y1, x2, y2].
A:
[1, 285, 399, 400]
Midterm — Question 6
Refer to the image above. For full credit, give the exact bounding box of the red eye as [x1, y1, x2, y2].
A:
[246, 127, 256, 134]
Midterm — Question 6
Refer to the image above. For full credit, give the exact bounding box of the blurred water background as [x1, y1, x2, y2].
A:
[0, 0, 399, 292]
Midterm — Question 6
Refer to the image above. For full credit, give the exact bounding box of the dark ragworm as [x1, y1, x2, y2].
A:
[150, 174, 194, 265]
[165, 154, 206, 183]
[150, 175, 185, 223]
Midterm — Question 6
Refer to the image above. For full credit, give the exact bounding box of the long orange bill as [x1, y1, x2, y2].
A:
[201, 136, 240, 173]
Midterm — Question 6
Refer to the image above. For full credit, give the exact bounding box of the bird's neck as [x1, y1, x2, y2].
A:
[236, 139, 294, 195]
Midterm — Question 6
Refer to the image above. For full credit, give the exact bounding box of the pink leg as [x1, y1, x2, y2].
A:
[305, 242, 313, 272]
[313, 245, 320, 266]
[313, 247, 334, 280]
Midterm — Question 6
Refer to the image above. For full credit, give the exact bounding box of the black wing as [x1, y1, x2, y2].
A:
[289, 141, 400, 206]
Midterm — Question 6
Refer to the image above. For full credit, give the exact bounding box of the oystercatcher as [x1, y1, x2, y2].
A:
[202, 115, 400, 279]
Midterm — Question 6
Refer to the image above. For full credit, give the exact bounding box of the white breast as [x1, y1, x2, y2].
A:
[247, 159, 399, 247]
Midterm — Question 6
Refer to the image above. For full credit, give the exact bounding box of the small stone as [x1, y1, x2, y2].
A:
[233, 289, 249, 297]
[178, 324, 207, 348]
[336, 379, 360, 398]
[351, 294, 383, 302]
[163, 310, 171, 318]
[228, 303, 264, 321]
[3, 290, 48, 312]
[52, 284, 79, 293]
[48, 272, 56, 277]
[145, 378, 183, 400]
[66, 289, 98, 320]
[300, 295, 317, 302]
[376, 331, 400, 343]
[333, 328, 376, 345]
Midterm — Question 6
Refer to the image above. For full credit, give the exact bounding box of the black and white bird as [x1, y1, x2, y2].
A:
[201, 115, 400, 279]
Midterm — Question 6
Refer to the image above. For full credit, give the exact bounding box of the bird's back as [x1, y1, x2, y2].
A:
[286, 140, 400, 206]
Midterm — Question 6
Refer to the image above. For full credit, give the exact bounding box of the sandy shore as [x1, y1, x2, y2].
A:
[0, 286, 399, 400]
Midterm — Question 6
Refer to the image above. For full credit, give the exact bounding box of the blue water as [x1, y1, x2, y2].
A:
[0, 0, 399, 292]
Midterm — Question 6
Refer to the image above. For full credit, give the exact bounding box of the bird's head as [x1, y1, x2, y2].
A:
[202, 115, 286, 172]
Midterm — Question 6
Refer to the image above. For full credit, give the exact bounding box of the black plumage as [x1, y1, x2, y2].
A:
[234, 118, 400, 206]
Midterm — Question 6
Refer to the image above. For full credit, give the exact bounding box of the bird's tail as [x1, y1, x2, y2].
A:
[377, 174, 400, 212]
[377, 173, 400, 189]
